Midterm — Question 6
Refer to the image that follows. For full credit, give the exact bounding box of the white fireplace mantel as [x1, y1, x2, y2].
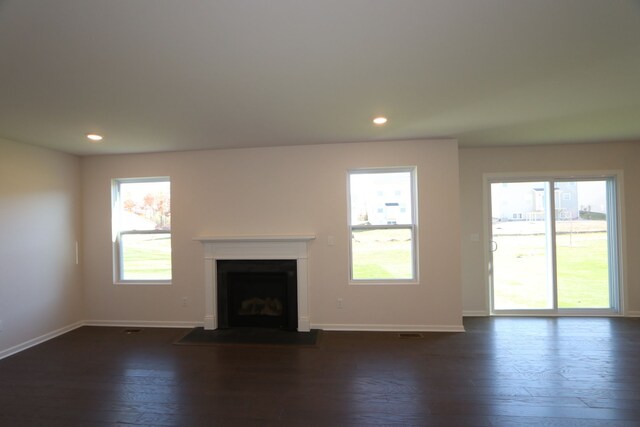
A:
[194, 235, 316, 331]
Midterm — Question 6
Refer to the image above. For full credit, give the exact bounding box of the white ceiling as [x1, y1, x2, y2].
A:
[1, 0, 639, 155]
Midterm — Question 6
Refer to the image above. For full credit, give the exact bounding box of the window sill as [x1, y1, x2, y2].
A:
[349, 279, 419, 286]
[114, 281, 172, 286]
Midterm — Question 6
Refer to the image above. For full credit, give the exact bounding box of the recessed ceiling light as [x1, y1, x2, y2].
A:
[373, 117, 388, 125]
[86, 133, 103, 141]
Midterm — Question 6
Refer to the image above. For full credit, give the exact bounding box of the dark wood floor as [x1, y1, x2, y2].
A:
[1, 317, 640, 426]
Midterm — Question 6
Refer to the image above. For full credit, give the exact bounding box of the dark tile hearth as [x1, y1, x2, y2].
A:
[175, 326, 319, 346]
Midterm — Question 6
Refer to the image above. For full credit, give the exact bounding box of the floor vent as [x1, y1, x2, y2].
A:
[398, 333, 423, 339]
[123, 329, 143, 334]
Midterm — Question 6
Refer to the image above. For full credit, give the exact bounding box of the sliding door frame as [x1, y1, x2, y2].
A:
[482, 170, 627, 317]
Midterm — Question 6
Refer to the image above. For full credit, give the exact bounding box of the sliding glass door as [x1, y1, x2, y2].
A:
[489, 176, 620, 314]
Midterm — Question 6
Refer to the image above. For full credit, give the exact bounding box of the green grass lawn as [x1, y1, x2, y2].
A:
[122, 234, 172, 280]
[119, 228, 608, 309]
[493, 232, 610, 309]
[352, 229, 413, 280]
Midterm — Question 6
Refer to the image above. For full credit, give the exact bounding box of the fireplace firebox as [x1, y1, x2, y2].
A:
[217, 260, 298, 330]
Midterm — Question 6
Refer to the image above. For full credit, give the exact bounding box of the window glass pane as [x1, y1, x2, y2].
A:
[121, 233, 172, 280]
[350, 172, 412, 225]
[491, 182, 552, 310]
[351, 228, 413, 280]
[556, 180, 610, 308]
[119, 181, 171, 231]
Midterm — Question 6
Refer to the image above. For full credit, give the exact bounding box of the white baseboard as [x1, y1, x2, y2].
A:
[627, 311, 640, 317]
[0, 321, 84, 361]
[84, 320, 203, 328]
[312, 323, 465, 332]
[463, 310, 489, 317]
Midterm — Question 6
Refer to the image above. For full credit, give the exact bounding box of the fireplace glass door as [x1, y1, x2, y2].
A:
[217, 260, 298, 330]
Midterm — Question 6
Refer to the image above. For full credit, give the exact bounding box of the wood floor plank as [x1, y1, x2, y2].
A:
[1, 317, 639, 426]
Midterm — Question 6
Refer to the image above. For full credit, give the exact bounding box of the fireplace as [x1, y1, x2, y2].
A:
[195, 235, 315, 332]
[217, 260, 298, 330]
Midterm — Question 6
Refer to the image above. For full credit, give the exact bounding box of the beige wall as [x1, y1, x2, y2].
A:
[0, 138, 83, 356]
[459, 142, 640, 315]
[82, 139, 464, 330]
[3, 137, 637, 355]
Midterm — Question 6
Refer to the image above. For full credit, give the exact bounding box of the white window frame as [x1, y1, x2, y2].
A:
[112, 177, 172, 285]
[347, 167, 419, 285]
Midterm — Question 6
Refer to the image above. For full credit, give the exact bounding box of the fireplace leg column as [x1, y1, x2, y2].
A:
[297, 257, 311, 332]
[204, 257, 217, 330]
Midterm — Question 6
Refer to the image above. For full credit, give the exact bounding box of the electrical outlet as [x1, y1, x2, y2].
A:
[181, 297, 188, 307]
[337, 298, 343, 309]
[327, 235, 335, 246]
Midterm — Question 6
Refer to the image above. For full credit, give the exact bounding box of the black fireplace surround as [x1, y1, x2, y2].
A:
[217, 260, 298, 330]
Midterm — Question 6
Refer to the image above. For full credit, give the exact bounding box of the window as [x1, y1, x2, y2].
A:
[112, 177, 171, 283]
[348, 167, 417, 283]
